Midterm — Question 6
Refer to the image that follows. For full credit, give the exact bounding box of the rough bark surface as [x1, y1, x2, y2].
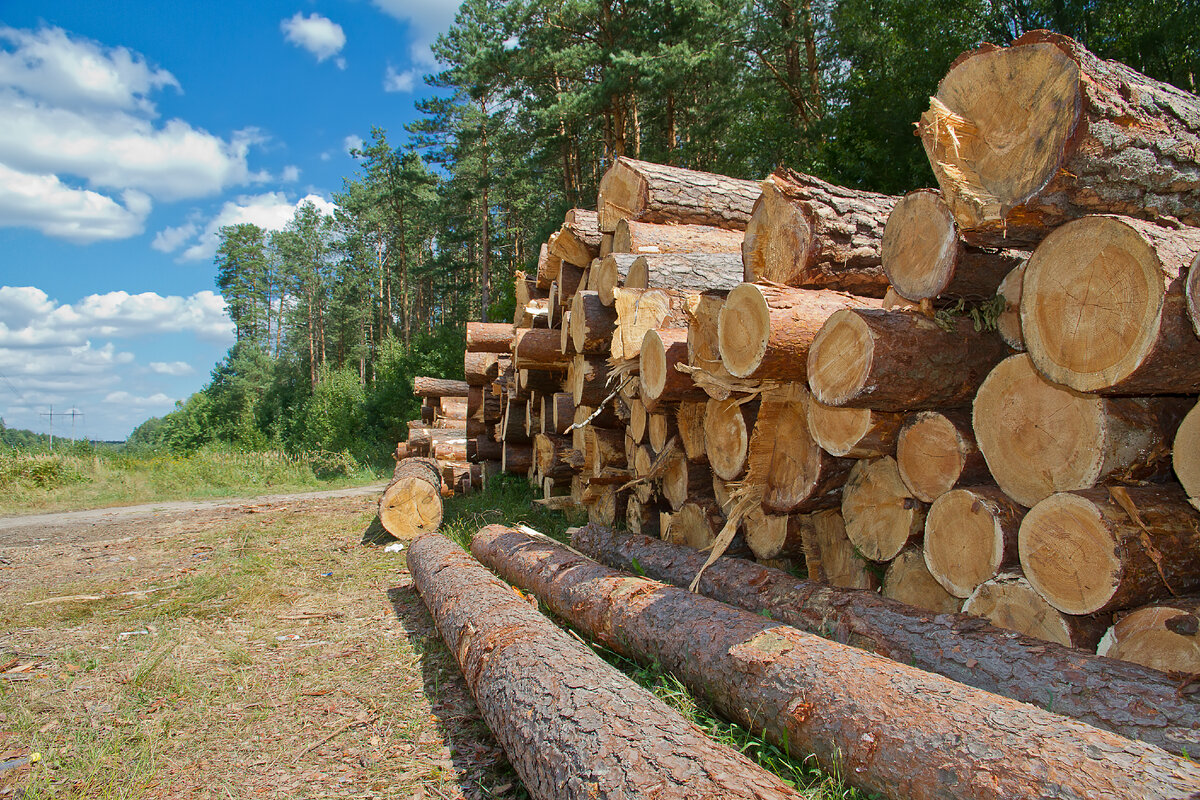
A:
[614, 220, 745, 255]
[408, 533, 806, 800]
[466, 322, 515, 354]
[413, 377, 471, 398]
[571, 524, 1200, 757]
[474, 526, 1200, 799]
[625, 253, 744, 293]
[597, 156, 760, 232]
[742, 169, 898, 297]
[514, 329, 570, 369]
[464, 352, 500, 386]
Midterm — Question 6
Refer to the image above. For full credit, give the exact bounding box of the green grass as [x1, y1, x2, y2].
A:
[0, 447, 383, 515]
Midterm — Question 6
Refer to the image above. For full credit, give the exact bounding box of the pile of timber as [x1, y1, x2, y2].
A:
[455, 32, 1200, 680]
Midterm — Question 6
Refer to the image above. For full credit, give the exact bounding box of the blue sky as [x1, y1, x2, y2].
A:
[0, 1, 459, 440]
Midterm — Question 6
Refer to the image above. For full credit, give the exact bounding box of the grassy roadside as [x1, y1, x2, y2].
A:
[0, 448, 384, 516]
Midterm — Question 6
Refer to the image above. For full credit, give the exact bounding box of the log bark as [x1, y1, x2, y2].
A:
[627, 398, 647, 443]
[662, 452, 712, 512]
[807, 308, 1011, 411]
[408, 533, 805, 800]
[973, 353, 1190, 507]
[640, 329, 705, 409]
[434, 440, 468, 462]
[536, 241, 562, 289]
[500, 400, 530, 444]
[805, 400, 904, 459]
[1176, 400, 1200, 511]
[597, 156, 759, 232]
[995, 261, 1026, 351]
[842, 456, 926, 562]
[413, 376, 470, 398]
[467, 385, 483, 420]
[676, 401, 707, 462]
[1021, 215, 1200, 394]
[881, 189, 1027, 302]
[570, 524, 1200, 757]
[614, 220, 744, 255]
[883, 546, 961, 614]
[570, 355, 611, 407]
[514, 328, 570, 370]
[963, 572, 1109, 650]
[799, 510, 879, 590]
[896, 409, 990, 503]
[1019, 484, 1200, 615]
[569, 290, 617, 354]
[1098, 597, 1200, 675]
[557, 262, 587, 308]
[534, 433, 576, 482]
[625, 253, 743, 293]
[466, 322, 515, 354]
[610, 288, 689, 360]
[593, 254, 638, 306]
[439, 396, 469, 420]
[918, 30, 1200, 248]
[378, 457, 443, 537]
[924, 486, 1024, 599]
[476, 526, 1200, 798]
[1189, 255, 1200, 337]
[516, 368, 565, 400]
[501, 441, 533, 474]
[550, 209, 602, 267]
[464, 352, 500, 386]
[703, 397, 759, 480]
[718, 284, 880, 381]
[742, 169, 898, 297]
[468, 436, 503, 462]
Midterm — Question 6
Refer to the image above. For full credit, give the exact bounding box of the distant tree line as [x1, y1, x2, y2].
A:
[130, 0, 1196, 463]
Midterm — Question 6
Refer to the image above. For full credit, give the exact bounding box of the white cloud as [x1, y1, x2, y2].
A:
[151, 221, 197, 253]
[0, 162, 150, 243]
[148, 361, 194, 376]
[372, 0, 461, 66]
[383, 64, 420, 93]
[167, 192, 337, 262]
[343, 135, 364, 155]
[281, 13, 346, 65]
[103, 390, 175, 407]
[281, 164, 301, 182]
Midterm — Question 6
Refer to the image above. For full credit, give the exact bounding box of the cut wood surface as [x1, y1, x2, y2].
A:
[569, 291, 617, 354]
[625, 497, 662, 537]
[585, 427, 626, 477]
[378, 457, 443, 538]
[610, 288, 689, 360]
[466, 322, 515, 354]
[973, 354, 1189, 507]
[1021, 215, 1200, 394]
[408, 533, 805, 800]
[807, 308, 1010, 411]
[1098, 597, 1200, 675]
[433, 440, 468, 462]
[1190, 255, 1200, 337]
[640, 329, 705, 408]
[663, 499, 726, 550]
[536, 242, 561, 289]
[439, 397, 469, 420]
[995, 261, 1026, 351]
[647, 412, 676, 453]
[842, 457, 926, 562]
[806, 401, 904, 459]
[718, 284, 880, 381]
[592, 254, 638, 306]
[1176, 401, 1200, 510]
[683, 290, 734, 391]
[571, 524, 1200, 756]
[741, 169, 898, 297]
[963, 572, 1109, 650]
[627, 398, 647, 443]
[597, 156, 760, 232]
[799, 510, 879, 590]
[550, 208, 602, 267]
[883, 546, 961, 614]
[675, 401, 707, 462]
[413, 376, 470, 398]
[557, 262, 587, 308]
[924, 486, 1023, 598]
[703, 397, 759, 480]
[613, 219, 745, 256]
[1019, 485, 1200, 615]
[475, 526, 1200, 799]
[624, 253, 743, 293]
[662, 453, 712, 512]
[743, 509, 806, 561]
[895, 410, 990, 503]
[569, 355, 611, 407]
[464, 352, 500, 386]
[918, 30, 1200, 248]
[881, 189, 1027, 302]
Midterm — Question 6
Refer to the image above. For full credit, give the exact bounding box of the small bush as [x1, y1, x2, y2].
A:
[0, 452, 90, 490]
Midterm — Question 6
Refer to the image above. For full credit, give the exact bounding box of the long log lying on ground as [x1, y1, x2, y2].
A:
[918, 30, 1200, 248]
[413, 376, 470, 398]
[1021, 215, 1200, 394]
[570, 524, 1200, 757]
[597, 156, 760, 232]
[408, 534, 805, 800]
[614, 220, 745, 255]
[624, 253, 743, 293]
[741, 169, 898, 297]
[466, 322, 515, 354]
[378, 457, 443, 537]
[476, 526, 1200, 798]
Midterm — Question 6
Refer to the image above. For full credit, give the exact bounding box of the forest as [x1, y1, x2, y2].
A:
[128, 0, 1198, 465]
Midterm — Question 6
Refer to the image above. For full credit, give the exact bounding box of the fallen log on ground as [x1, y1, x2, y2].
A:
[407, 533, 805, 800]
[475, 525, 1200, 799]
[378, 457, 443, 538]
[569, 524, 1200, 758]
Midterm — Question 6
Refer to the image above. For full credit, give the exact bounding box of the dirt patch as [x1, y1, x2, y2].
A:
[0, 494, 520, 799]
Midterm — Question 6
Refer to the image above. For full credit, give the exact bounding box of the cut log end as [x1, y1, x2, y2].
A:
[881, 189, 960, 301]
[964, 572, 1106, 650]
[639, 329, 668, 401]
[379, 459, 444, 538]
[704, 398, 755, 480]
[842, 456, 925, 562]
[741, 177, 813, 285]
[896, 411, 977, 503]
[1099, 600, 1200, 674]
[1018, 492, 1123, 616]
[717, 283, 770, 378]
[806, 309, 872, 406]
[925, 487, 1021, 598]
[1175, 402, 1200, 509]
[806, 401, 901, 459]
[883, 546, 961, 615]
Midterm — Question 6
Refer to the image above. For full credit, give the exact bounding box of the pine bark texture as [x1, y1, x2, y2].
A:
[570, 524, 1200, 757]
[514, 329, 571, 369]
[466, 322, 515, 354]
[614, 220, 745, 255]
[597, 156, 760, 232]
[625, 253, 744, 293]
[569, 291, 617, 354]
[473, 526, 1200, 799]
[413, 376, 471, 398]
[742, 169, 898, 297]
[464, 352, 500, 386]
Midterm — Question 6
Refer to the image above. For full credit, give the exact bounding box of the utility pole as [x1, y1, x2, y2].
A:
[40, 406, 82, 451]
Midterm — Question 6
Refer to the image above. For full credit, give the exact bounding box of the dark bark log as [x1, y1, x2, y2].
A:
[468, 436, 503, 462]
[413, 376, 470, 398]
[534, 433, 576, 482]
[475, 526, 1200, 799]
[379, 457, 443, 537]
[464, 352, 500, 386]
[513, 328, 570, 370]
[466, 322, 515, 354]
[597, 156, 759, 232]
[408, 533, 805, 800]
[570, 524, 1200, 758]
[501, 441, 533, 474]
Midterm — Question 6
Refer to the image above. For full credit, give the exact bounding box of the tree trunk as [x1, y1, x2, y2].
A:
[501, 441, 533, 474]
[413, 376, 470, 398]
[842, 456, 926, 562]
[378, 457, 443, 537]
[475, 526, 1200, 798]
[882, 189, 1027, 302]
[742, 169, 898, 297]
[1019, 484, 1200, 615]
[468, 436, 503, 462]
[925, 486, 1024, 599]
[614, 220, 744, 255]
[625, 254, 743, 293]
[1176, 401, 1200, 510]
[408, 533, 805, 800]
[963, 572, 1109, 650]
[640, 329, 705, 410]
[807, 308, 1010, 411]
[973, 353, 1190, 507]
[1021, 215, 1200, 394]
[597, 156, 760, 232]
[799, 510, 879, 590]
[610, 288, 689, 361]
[883, 545, 960, 614]
[805, 400, 904, 459]
[570, 524, 1200, 757]
[466, 322, 515, 353]
[1098, 597, 1200, 675]
[550, 209, 603, 267]
[593, 254, 638, 306]
[704, 396, 759, 480]
[719, 284, 881, 381]
[918, 30, 1200, 248]
[500, 400, 530, 444]
[895, 409, 990, 503]
[569, 291, 617, 354]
